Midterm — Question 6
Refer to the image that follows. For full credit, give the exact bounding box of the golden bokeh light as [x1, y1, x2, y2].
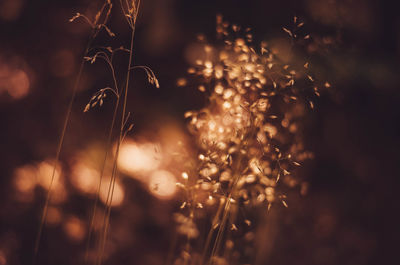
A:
[148, 170, 177, 199]
[36, 160, 67, 204]
[99, 177, 125, 207]
[118, 140, 162, 178]
[63, 216, 86, 242]
[36, 161, 60, 187]
[70, 162, 99, 194]
[0, 57, 30, 99]
[12, 160, 68, 203]
[7, 69, 30, 99]
[13, 164, 36, 194]
[157, 122, 191, 164]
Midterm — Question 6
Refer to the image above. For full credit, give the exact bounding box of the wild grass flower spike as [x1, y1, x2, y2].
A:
[173, 15, 324, 265]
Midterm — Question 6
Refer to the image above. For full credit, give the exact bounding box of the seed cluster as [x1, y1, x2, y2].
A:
[174, 16, 321, 264]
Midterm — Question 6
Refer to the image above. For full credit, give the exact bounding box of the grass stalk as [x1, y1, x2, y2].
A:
[96, 2, 141, 264]
[33, 35, 95, 265]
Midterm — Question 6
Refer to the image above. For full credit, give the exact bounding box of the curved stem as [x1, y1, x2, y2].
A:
[96, 2, 139, 262]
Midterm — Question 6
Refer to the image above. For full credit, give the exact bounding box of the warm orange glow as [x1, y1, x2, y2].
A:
[181, 172, 189, 180]
[7, 69, 30, 99]
[0, 58, 30, 99]
[36, 160, 67, 204]
[13, 165, 36, 193]
[118, 141, 161, 178]
[99, 177, 124, 207]
[176, 78, 187, 87]
[148, 170, 177, 199]
[36, 161, 61, 189]
[63, 216, 86, 242]
[13, 160, 67, 203]
[70, 162, 99, 194]
[158, 122, 190, 161]
[263, 124, 277, 137]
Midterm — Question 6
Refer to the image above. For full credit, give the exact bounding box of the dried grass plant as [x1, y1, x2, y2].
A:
[169, 15, 327, 265]
[34, 1, 159, 265]
[33, 2, 326, 265]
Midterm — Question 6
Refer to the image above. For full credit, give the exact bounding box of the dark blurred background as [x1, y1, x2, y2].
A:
[0, 0, 399, 264]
